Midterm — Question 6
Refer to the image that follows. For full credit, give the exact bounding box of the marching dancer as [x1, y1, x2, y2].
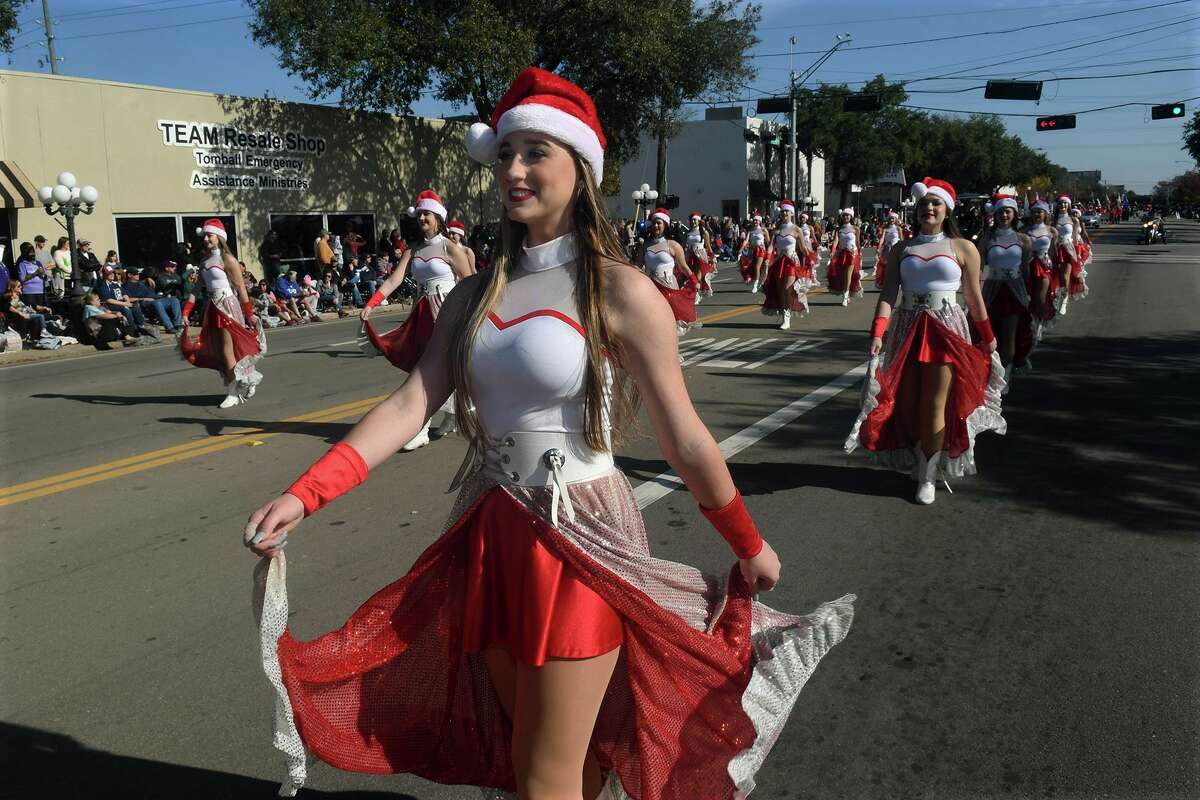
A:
[448, 218, 479, 272]
[1022, 200, 1056, 344]
[360, 189, 473, 450]
[737, 212, 769, 292]
[1052, 194, 1082, 315]
[1069, 207, 1092, 298]
[845, 177, 1006, 505]
[979, 194, 1033, 393]
[876, 210, 902, 288]
[760, 199, 812, 330]
[638, 207, 699, 336]
[246, 67, 853, 800]
[178, 219, 265, 408]
[685, 211, 716, 302]
[827, 208, 863, 307]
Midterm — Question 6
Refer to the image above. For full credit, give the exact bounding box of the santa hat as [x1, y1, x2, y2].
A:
[690, 211, 702, 221]
[752, 212, 763, 222]
[1056, 193, 1072, 206]
[911, 176, 957, 210]
[197, 218, 227, 240]
[887, 210, 900, 220]
[779, 200, 796, 214]
[466, 66, 606, 183]
[991, 194, 1018, 212]
[414, 189, 447, 220]
[839, 207, 855, 218]
[800, 212, 809, 221]
[650, 208, 671, 224]
[447, 219, 466, 237]
[1031, 200, 1051, 213]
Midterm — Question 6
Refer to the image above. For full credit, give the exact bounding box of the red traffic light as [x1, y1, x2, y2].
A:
[1035, 114, 1076, 131]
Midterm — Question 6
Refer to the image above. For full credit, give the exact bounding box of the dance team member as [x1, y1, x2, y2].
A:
[876, 210, 901, 288]
[737, 213, 768, 291]
[760, 200, 810, 330]
[448, 218, 479, 273]
[827, 208, 863, 307]
[979, 194, 1033, 393]
[685, 211, 716, 301]
[638, 208, 699, 335]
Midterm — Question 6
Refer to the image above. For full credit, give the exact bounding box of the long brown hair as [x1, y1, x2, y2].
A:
[449, 152, 638, 453]
[917, 196, 964, 239]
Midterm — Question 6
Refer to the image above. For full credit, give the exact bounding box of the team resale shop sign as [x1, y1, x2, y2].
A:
[158, 119, 327, 191]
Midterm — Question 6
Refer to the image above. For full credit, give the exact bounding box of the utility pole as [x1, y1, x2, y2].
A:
[788, 36, 797, 203]
[41, 0, 59, 75]
[788, 33, 851, 205]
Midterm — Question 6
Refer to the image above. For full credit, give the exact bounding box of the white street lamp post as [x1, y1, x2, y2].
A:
[630, 183, 659, 222]
[39, 171, 99, 300]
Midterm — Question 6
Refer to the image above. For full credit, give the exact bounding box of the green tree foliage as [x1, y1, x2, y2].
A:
[248, 0, 759, 174]
[1183, 109, 1200, 167]
[1, 0, 31, 53]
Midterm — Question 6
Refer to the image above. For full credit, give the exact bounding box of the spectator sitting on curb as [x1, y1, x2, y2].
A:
[97, 265, 158, 341]
[123, 267, 183, 334]
[150, 260, 185, 301]
[82, 290, 139, 349]
[339, 258, 365, 308]
[318, 270, 349, 317]
[300, 274, 322, 321]
[5, 281, 50, 341]
[275, 268, 309, 323]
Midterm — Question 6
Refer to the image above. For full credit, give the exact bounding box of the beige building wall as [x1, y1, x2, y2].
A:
[0, 70, 498, 272]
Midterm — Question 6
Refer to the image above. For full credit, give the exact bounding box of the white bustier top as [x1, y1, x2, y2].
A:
[201, 250, 230, 294]
[881, 225, 901, 249]
[799, 223, 813, 247]
[1027, 224, 1053, 260]
[748, 226, 766, 247]
[838, 225, 857, 252]
[1054, 215, 1075, 246]
[470, 234, 601, 438]
[899, 234, 962, 293]
[685, 228, 705, 254]
[774, 222, 798, 256]
[644, 238, 677, 286]
[410, 234, 455, 285]
[986, 231, 1023, 277]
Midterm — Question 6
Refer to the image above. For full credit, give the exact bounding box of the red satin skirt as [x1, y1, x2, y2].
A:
[738, 245, 766, 281]
[761, 254, 807, 313]
[463, 489, 623, 665]
[686, 251, 715, 294]
[985, 283, 1034, 368]
[179, 297, 261, 372]
[655, 279, 698, 324]
[826, 249, 862, 294]
[366, 296, 435, 371]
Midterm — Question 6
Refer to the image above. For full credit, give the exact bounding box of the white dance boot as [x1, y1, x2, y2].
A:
[779, 310, 791, 330]
[913, 446, 938, 505]
[750, 280, 759, 294]
[401, 423, 431, 451]
[841, 291, 850, 307]
[218, 378, 242, 409]
[1001, 364, 1013, 396]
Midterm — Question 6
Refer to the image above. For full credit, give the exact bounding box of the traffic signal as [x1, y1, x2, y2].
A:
[1151, 102, 1185, 120]
[1036, 114, 1076, 131]
[985, 80, 1043, 101]
[843, 93, 882, 113]
[661, 194, 680, 210]
[756, 97, 791, 115]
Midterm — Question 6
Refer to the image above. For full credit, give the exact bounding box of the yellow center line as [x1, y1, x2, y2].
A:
[697, 286, 829, 324]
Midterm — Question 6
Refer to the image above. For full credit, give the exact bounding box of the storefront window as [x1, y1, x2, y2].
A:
[268, 213, 323, 277]
[115, 216, 178, 271]
[181, 215, 238, 259]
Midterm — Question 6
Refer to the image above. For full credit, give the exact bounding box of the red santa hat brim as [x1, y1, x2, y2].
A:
[414, 192, 447, 220]
[779, 201, 796, 214]
[447, 221, 466, 237]
[992, 195, 1018, 212]
[911, 178, 957, 210]
[197, 219, 227, 240]
[650, 209, 671, 224]
[690, 212, 702, 220]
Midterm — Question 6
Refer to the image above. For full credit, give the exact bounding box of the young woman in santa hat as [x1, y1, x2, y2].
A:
[845, 177, 1006, 505]
[760, 200, 811, 329]
[684, 211, 716, 302]
[246, 66, 853, 800]
[736, 212, 769, 291]
[638, 208, 699, 336]
[875, 210, 902, 288]
[1051, 194, 1082, 316]
[826, 208, 863, 307]
[978, 194, 1034, 393]
[359, 189, 473, 449]
[448, 218, 479, 273]
[178, 219, 266, 408]
[1069, 206, 1092, 298]
[797, 211, 821, 284]
[1021, 200, 1058, 342]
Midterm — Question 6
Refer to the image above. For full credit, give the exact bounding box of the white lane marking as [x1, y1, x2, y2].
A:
[744, 337, 824, 370]
[702, 338, 771, 368]
[681, 337, 742, 366]
[327, 339, 359, 347]
[635, 361, 869, 508]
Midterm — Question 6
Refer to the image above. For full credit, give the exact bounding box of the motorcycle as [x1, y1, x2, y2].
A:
[1139, 218, 1166, 245]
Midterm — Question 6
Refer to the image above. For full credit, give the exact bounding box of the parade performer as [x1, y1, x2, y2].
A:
[685, 212, 716, 301]
[761, 200, 811, 330]
[178, 219, 265, 409]
[448, 218, 478, 273]
[1024, 200, 1058, 340]
[638, 208, 699, 335]
[845, 177, 1006, 505]
[360, 189, 473, 450]
[1069, 207, 1092, 297]
[827, 208, 863, 307]
[875, 210, 902, 288]
[246, 66, 853, 800]
[737, 213, 768, 291]
[1052, 194, 1082, 315]
[798, 212, 821, 285]
[979, 194, 1034, 393]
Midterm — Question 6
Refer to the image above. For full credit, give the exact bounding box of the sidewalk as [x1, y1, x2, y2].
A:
[0, 303, 411, 368]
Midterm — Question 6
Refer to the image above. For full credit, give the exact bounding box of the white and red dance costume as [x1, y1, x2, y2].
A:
[1071, 211, 1093, 282]
[876, 221, 901, 287]
[644, 235, 699, 333]
[685, 221, 715, 297]
[364, 233, 458, 370]
[799, 220, 821, 281]
[179, 248, 265, 391]
[1025, 215, 1057, 335]
[1053, 209, 1087, 306]
[826, 222, 863, 299]
[981, 228, 1035, 369]
[761, 222, 810, 318]
[845, 232, 1007, 477]
[255, 233, 855, 798]
[739, 223, 767, 283]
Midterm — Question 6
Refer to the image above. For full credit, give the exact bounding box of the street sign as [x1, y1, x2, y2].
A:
[843, 93, 882, 113]
[985, 80, 1043, 101]
[1150, 102, 1186, 120]
[1036, 114, 1076, 131]
[756, 97, 791, 115]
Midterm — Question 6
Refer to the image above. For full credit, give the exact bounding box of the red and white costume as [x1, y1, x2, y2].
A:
[981, 226, 1035, 373]
[875, 214, 901, 287]
[365, 230, 458, 371]
[1052, 196, 1086, 311]
[1025, 202, 1057, 336]
[799, 214, 820, 278]
[178, 223, 265, 400]
[760, 219, 810, 319]
[644, 210, 698, 333]
[685, 214, 715, 298]
[826, 213, 863, 302]
[845, 231, 1007, 478]
[739, 219, 767, 283]
[255, 233, 855, 798]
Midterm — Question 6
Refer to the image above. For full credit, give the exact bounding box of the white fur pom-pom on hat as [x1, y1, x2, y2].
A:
[466, 122, 498, 165]
[911, 177, 957, 210]
[406, 206, 416, 217]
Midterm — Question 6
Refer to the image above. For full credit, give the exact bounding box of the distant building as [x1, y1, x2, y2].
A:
[610, 108, 825, 221]
[826, 167, 906, 216]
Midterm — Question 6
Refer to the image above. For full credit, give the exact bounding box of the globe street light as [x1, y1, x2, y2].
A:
[39, 171, 99, 300]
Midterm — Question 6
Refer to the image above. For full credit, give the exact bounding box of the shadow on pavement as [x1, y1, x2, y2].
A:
[0, 722, 417, 800]
[31, 392, 220, 408]
[158, 416, 353, 441]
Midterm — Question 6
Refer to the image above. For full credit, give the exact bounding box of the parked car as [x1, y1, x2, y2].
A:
[1081, 211, 1102, 228]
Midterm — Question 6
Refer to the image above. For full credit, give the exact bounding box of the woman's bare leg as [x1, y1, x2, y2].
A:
[919, 363, 954, 458]
[220, 329, 237, 383]
[998, 314, 1018, 366]
[895, 357, 921, 448]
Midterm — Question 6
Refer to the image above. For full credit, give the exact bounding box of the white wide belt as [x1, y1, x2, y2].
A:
[984, 266, 1021, 281]
[900, 290, 957, 311]
[448, 431, 615, 527]
[423, 276, 455, 294]
[210, 286, 234, 301]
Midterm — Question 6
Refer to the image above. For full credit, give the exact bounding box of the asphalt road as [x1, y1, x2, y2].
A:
[2, 221, 1197, 800]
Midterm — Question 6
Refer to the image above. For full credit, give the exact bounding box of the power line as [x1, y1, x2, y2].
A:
[51, 0, 239, 24]
[899, 94, 1200, 118]
[51, 13, 252, 42]
[903, 67, 1200, 95]
[754, 0, 1135, 32]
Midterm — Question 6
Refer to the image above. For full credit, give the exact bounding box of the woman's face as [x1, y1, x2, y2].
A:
[839, 213, 851, 225]
[497, 133, 579, 227]
[1032, 209, 1047, 225]
[918, 196, 947, 228]
[691, 217, 701, 229]
[996, 207, 1015, 228]
[651, 218, 667, 238]
[203, 232, 221, 252]
[1056, 200, 1069, 215]
[417, 210, 439, 236]
[781, 210, 793, 224]
[448, 231, 462, 244]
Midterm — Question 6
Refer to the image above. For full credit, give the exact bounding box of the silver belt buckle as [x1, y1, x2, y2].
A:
[912, 292, 931, 310]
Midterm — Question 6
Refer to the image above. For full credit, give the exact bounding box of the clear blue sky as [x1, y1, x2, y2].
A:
[7, 0, 1198, 192]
